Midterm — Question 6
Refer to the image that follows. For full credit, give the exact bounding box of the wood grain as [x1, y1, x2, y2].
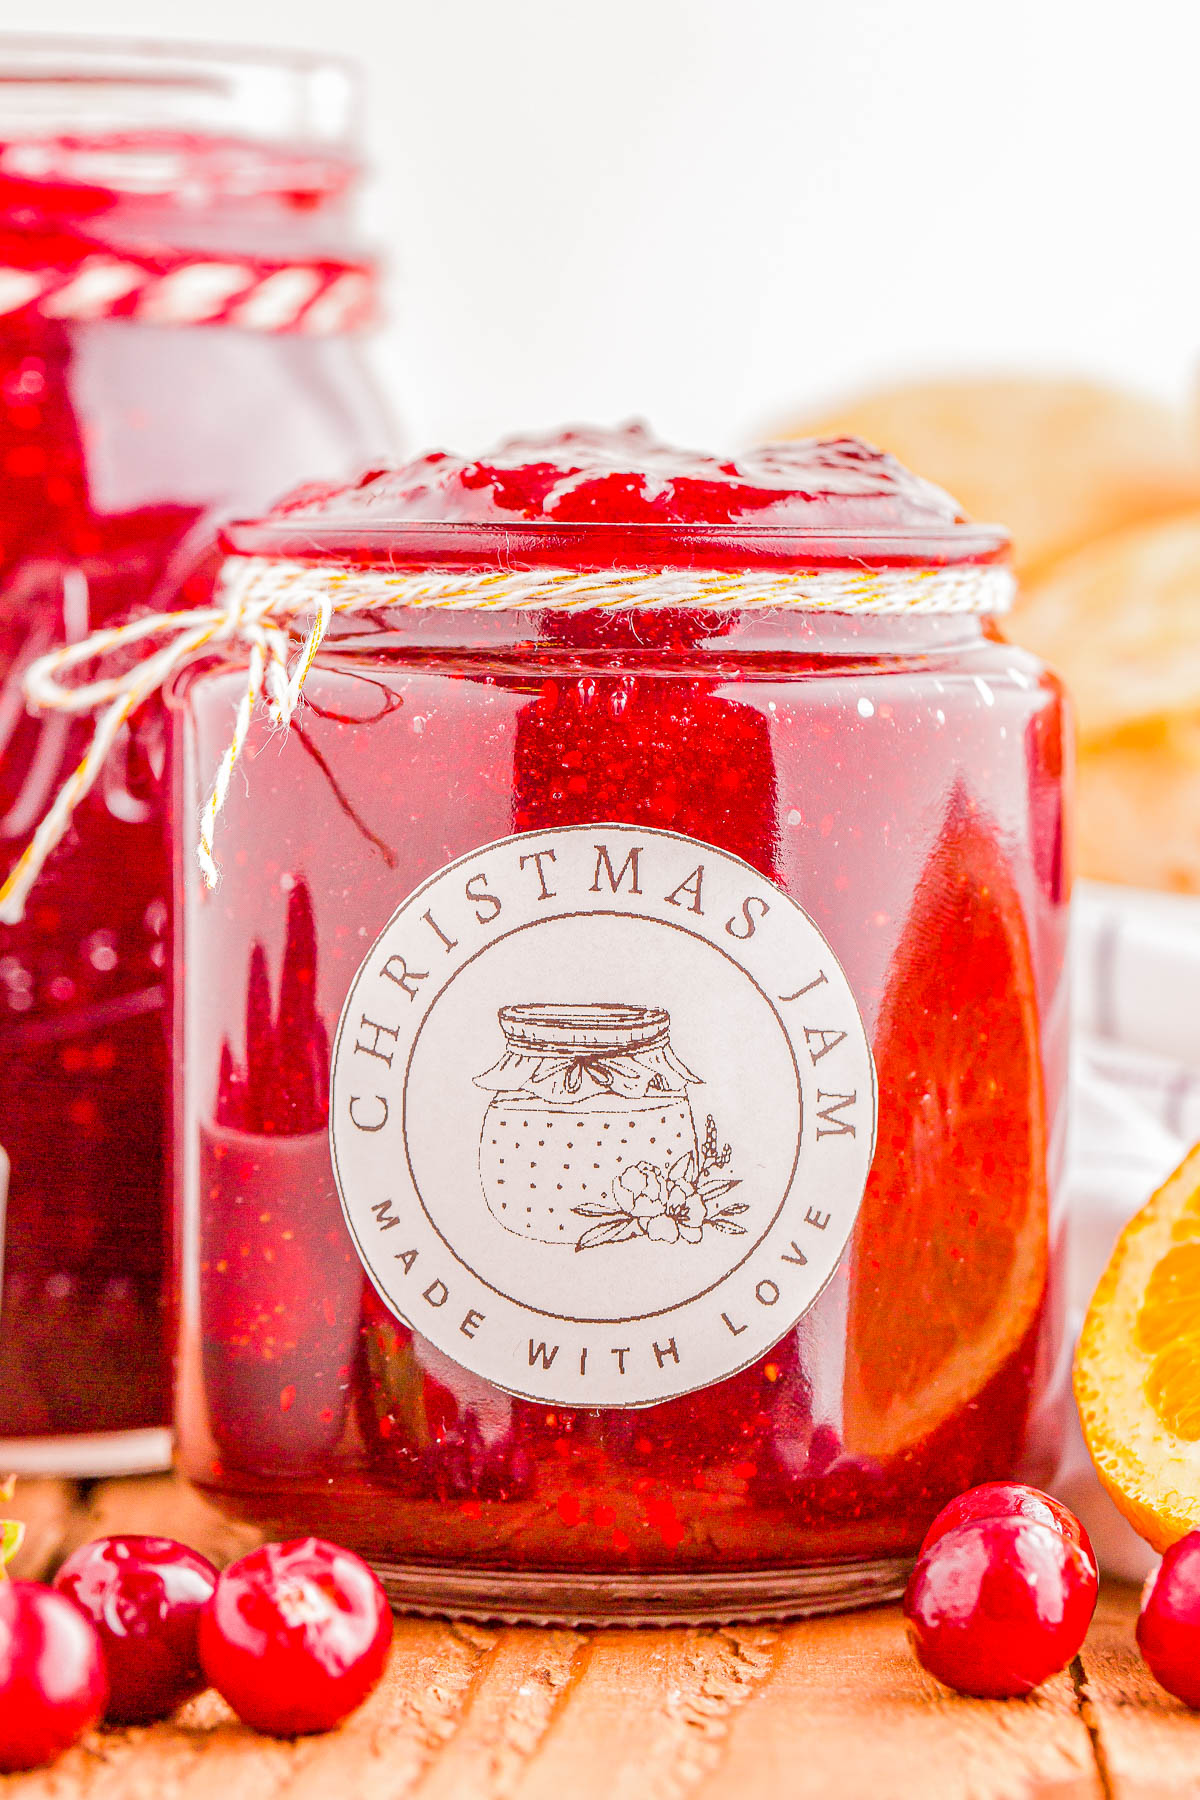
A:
[500, 1625, 778, 1800]
[1077, 1583, 1200, 1800]
[0, 1472, 1198, 1799]
[698, 1609, 1100, 1800]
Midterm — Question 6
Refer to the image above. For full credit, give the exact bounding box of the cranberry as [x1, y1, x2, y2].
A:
[920, 1483, 1097, 1575]
[54, 1535, 217, 1724]
[0, 1581, 107, 1771]
[904, 1517, 1098, 1698]
[198, 1538, 391, 1735]
[1137, 1532, 1200, 1707]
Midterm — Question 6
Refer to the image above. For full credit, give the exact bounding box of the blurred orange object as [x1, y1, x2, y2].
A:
[1073, 727, 1200, 893]
[784, 373, 1200, 891]
[1017, 513, 1200, 890]
[785, 375, 1200, 580]
[1015, 513, 1200, 742]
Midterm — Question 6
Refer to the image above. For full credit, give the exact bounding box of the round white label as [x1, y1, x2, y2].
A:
[330, 824, 877, 1407]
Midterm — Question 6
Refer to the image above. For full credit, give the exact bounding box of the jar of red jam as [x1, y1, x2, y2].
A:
[0, 38, 393, 1473]
[170, 425, 1069, 1622]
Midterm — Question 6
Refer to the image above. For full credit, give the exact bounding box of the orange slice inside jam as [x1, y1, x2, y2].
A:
[843, 791, 1050, 1459]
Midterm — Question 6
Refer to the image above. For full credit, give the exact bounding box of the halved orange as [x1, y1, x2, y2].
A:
[1076, 1141, 1200, 1550]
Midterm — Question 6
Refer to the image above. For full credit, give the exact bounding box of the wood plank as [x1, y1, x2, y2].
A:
[0, 1599, 1107, 1800]
[412, 1625, 587, 1799]
[691, 1609, 1100, 1800]
[1077, 1581, 1200, 1800]
[0, 1471, 1142, 1800]
[507, 1624, 778, 1800]
[0, 1620, 497, 1800]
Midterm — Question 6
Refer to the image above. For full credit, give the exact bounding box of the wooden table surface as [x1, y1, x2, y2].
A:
[0, 1473, 1194, 1798]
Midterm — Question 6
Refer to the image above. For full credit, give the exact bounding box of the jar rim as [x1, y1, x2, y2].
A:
[0, 34, 358, 158]
[221, 518, 1011, 571]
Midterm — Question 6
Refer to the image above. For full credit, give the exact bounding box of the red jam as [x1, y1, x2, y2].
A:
[274, 424, 967, 527]
[249, 424, 996, 572]
[0, 43, 391, 1460]
[173, 425, 1068, 1622]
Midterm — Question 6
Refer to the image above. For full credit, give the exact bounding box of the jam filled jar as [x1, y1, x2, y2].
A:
[171, 425, 1070, 1622]
[0, 38, 393, 1472]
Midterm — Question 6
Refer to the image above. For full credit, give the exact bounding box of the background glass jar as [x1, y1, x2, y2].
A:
[170, 531, 1070, 1623]
[0, 37, 394, 1472]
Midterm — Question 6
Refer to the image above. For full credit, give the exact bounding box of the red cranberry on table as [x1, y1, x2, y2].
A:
[904, 1516, 1098, 1698]
[198, 1538, 392, 1736]
[1137, 1532, 1200, 1707]
[0, 1581, 108, 1771]
[920, 1482, 1098, 1576]
[54, 1535, 217, 1724]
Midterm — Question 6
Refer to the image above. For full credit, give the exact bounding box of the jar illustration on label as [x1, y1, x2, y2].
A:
[474, 1003, 744, 1252]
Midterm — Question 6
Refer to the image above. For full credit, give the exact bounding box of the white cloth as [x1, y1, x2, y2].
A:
[1052, 880, 1200, 1579]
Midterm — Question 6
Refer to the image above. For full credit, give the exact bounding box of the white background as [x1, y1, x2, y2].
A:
[21, 0, 1200, 455]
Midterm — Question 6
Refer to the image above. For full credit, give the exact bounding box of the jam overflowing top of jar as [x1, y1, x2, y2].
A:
[275, 424, 964, 528]
[228, 422, 1009, 570]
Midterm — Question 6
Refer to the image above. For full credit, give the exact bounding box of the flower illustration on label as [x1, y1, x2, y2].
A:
[329, 823, 878, 1409]
[575, 1123, 744, 1250]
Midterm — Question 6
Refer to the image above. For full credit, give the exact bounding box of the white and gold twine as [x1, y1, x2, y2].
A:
[0, 554, 1014, 924]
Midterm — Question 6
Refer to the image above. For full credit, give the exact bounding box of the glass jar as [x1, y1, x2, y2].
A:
[170, 427, 1070, 1622]
[0, 37, 394, 1473]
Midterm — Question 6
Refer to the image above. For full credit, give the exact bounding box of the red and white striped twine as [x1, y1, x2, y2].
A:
[0, 253, 376, 333]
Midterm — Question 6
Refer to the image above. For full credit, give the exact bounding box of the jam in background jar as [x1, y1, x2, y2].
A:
[171, 425, 1070, 1622]
[0, 38, 394, 1471]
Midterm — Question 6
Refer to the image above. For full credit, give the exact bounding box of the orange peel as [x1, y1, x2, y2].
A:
[1075, 1141, 1200, 1550]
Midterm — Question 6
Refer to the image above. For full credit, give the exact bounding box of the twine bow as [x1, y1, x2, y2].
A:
[0, 555, 1015, 926]
[474, 1039, 702, 1104]
[0, 576, 333, 923]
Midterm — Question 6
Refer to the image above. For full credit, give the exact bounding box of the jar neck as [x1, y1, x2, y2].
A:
[0, 41, 368, 305]
[314, 603, 995, 662]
